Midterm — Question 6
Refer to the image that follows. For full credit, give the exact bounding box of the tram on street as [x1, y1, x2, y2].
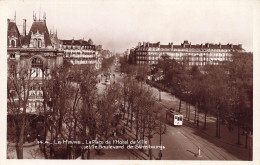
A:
[166, 108, 183, 126]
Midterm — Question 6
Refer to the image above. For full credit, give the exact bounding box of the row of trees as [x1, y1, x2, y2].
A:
[120, 76, 166, 160]
[7, 56, 165, 159]
[151, 51, 253, 145]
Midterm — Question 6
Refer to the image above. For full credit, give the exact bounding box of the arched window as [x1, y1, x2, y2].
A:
[33, 39, 37, 48]
[11, 40, 16, 47]
[38, 39, 42, 48]
[31, 58, 43, 78]
[32, 58, 43, 68]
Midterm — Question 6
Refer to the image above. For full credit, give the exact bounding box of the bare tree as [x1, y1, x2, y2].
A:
[7, 67, 34, 159]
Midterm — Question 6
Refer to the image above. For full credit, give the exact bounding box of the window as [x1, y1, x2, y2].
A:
[38, 39, 42, 48]
[10, 53, 15, 59]
[31, 58, 43, 78]
[33, 39, 37, 48]
[11, 40, 16, 47]
[32, 58, 43, 68]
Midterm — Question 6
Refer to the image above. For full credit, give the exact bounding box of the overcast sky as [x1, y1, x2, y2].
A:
[5, 0, 254, 52]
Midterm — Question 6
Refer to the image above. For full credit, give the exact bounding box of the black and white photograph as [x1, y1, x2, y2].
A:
[0, 0, 259, 163]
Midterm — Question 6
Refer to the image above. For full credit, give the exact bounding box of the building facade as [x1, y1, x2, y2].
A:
[131, 40, 244, 66]
[59, 39, 102, 69]
[7, 14, 63, 113]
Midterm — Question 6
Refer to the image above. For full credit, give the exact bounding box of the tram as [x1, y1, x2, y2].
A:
[166, 108, 183, 126]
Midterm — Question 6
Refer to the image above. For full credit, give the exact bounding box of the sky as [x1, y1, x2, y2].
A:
[4, 0, 255, 52]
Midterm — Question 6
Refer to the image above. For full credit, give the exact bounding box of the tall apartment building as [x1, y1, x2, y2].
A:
[59, 39, 102, 69]
[130, 40, 244, 66]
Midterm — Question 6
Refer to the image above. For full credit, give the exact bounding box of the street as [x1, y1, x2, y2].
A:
[97, 61, 251, 160]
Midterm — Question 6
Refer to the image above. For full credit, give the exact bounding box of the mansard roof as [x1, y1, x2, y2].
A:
[137, 41, 243, 50]
[24, 20, 52, 47]
[8, 21, 20, 37]
[60, 39, 93, 47]
[7, 20, 21, 46]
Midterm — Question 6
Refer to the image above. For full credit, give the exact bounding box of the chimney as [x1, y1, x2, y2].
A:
[43, 12, 46, 22]
[7, 19, 10, 28]
[138, 42, 141, 47]
[170, 42, 173, 49]
[158, 42, 160, 48]
[219, 42, 221, 48]
[230, 44, 233, 48]
[147, 42, 150, 47]
[23, 19, 26, 36]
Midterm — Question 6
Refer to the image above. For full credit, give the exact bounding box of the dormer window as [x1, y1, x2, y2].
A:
[11, 40, 16, 47]
[33, 39, 43, 48]
[30, 30, 44, 48]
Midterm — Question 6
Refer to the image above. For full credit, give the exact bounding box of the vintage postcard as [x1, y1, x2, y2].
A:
[0, 0, 259, 165]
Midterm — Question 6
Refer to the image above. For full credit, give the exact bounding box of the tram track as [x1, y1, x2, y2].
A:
[179, 123, 232, 160]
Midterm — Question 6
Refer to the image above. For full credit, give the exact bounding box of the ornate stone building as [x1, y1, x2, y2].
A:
[7, 14, 63, 113]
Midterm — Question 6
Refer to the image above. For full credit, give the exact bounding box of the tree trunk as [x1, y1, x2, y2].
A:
[87, 148, 91, 159]
[148, 137, 152, 160]
[203, 111, 207, 129]
[81, 149, 85, 159]
[50, 129, 54, 158]
[186, 102, 188, 118]
[16, 120, 25, 159]
[135, 108, 139, 140]
[16, 110, 26, 159]
[67, 144, 72, 159]
[188, 103, 190, 121]
[245, 132, 248, 148]
[123, 94, 126, 120]
[130, 103, 133, 130]
[126, 103, 130, 126]
[178, 99, 182, 112]
[218, 112, 221, 138]
[194, 103, 197, 124]
[237, 125, 241, 145]
[216, 109, 219, 137]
